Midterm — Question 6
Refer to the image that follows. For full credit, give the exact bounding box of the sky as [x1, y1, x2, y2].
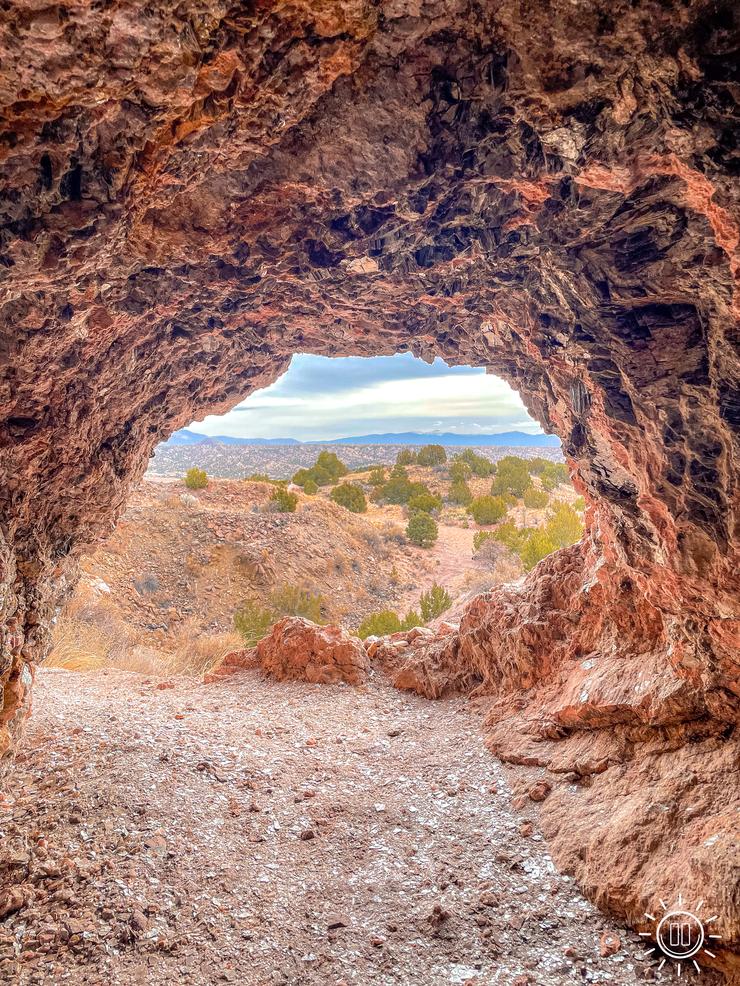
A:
[190, 353, 542, 441]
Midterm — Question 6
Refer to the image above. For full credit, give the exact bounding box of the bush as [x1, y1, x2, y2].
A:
[546, 502, 583, 548]
[357, 609, 403, 639]
[473, 529, 496, 552]
[330, 482, 367, 513]
[233, 599, 275, 646]
[245, 472, 271, 482]
[449, 459, 472, 481]
[316, 450, 348, 482]
[419, 583, 452, 622]
[448, 478, 473, 505]
[184, 467, 208, 490]
[523, 487, 549, 509]
[356, 606, 423, 639]
[270, 583, 324, 622]
[456, 448, 493, 477]
[234, 583, 325, 645]
[368, 467, 386, 486]
[573, 496, 586, 512]
[492, 520, 529, 552]
[401, 609, 422, 630]
[416, 444, 447, 467]
[407, 492, 442, 514]
[539, 462, 569, 491]
[380, 467, 423, 505]
[490, 456, 532, 498]
[406, 511, 438, 547]
[270, 487, 298, 512]
[303, 478, 318, 495]
[293, 452, 348, 488]
[468, 495, 508, 525]
[396, 448, 416, 466]
[520, 530, 557, 571]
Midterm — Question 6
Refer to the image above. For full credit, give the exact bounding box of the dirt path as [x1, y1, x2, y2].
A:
[0, 669, 660, 985]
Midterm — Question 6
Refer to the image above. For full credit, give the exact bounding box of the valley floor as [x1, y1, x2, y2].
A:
[0, 669, 689, 985]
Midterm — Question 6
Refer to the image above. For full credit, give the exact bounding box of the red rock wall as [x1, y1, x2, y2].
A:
[0, 0, 737, 962]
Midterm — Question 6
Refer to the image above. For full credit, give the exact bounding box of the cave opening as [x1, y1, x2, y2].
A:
[49, 351, 579, 678]
[1, 0, 737, 976]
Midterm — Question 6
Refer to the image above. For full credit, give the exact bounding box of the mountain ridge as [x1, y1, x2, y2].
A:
[165, 429, 560, 448]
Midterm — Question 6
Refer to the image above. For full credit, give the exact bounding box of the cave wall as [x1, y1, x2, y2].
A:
[1, 0, 738, 960]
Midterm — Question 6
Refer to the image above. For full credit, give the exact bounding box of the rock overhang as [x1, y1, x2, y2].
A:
[0, 0, 737, 968]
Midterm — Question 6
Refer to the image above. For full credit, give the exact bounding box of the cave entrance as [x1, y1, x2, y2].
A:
[47, 353, 583, 679]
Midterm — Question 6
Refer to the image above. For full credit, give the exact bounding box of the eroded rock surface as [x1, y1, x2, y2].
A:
[0, 0, 738, 965]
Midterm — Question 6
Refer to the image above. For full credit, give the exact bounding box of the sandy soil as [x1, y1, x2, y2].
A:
[0, 668, 678, 986]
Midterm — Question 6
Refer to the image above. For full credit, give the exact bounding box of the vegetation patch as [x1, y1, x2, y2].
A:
[330, 482, 368, 513]
[184, 467, 208, 490]
[406, 511, 438, 547]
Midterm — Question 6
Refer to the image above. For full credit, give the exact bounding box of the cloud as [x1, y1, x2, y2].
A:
[191, 353, 541, 440]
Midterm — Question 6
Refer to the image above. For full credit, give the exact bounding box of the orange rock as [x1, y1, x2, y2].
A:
[255, 618, 369, 685]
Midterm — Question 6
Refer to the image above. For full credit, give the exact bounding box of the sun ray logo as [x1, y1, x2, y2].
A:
[640, 893, 722, 976]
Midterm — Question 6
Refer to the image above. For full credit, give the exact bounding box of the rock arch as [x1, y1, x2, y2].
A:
[1, 0, 737, 964]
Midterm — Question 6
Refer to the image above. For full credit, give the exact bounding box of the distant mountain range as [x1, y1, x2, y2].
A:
[165, 428, 559, 448]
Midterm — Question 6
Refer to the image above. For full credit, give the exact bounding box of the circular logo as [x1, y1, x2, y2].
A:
[656, 910, 705, 960]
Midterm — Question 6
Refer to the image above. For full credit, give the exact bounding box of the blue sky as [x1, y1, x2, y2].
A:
[191, 353, 542, 440]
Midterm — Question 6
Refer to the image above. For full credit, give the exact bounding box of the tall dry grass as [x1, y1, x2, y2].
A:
[47, 587, 242, 677]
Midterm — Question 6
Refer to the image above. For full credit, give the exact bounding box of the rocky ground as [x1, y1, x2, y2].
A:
[0, 666, 698, 986]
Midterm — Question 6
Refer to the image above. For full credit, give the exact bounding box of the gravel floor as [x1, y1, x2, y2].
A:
[0, 668, 689, 985]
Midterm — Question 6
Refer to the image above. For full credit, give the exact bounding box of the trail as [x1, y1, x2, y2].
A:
[0, 669, 656, 985]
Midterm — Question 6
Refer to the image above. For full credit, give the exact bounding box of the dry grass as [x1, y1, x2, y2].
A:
[47, 587, 242, 678]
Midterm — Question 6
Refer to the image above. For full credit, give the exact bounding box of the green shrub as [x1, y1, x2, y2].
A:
[401, 609, 422, 630]
[233, 583, 325, 646]
[233, 599, 275, 647]
[396, 448, 416, 466]
[523, 487, 549, 509]
[573, 496, 586, 512]
[546, 502, 583, 548]
[406, 511, 438, 547]
[184, 467, 208, 490]
[270, 487, 298, 512]
[381, 474, 416, 504]
[330, 482, 368, 513]
[473, 530, 496, 552]
[456, 448, 493, 477]
[303, 478, 318, 495]
[468, 495, 508, 525]
[407, 492, 442, 514]
[493, 520, 529, 552]
[368, 467, 386, 486]
[245, 472, 271, 482]
[357, 609, 403, 639]
[490, 456, 532, 498]
[416, 444, 447, 467]
[419, 583, 452, 622]
[316, 450, 348, 482]
[449, 459, 472, 482]
[270, 583, 324, 622]
[448, 478, 473, 505]
[539, 462, 569, 491]
[520, 530, 557, 571]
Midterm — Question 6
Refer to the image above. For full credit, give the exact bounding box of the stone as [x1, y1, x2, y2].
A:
[599, 932, 621, 957]
[255, 619, 369, 686]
